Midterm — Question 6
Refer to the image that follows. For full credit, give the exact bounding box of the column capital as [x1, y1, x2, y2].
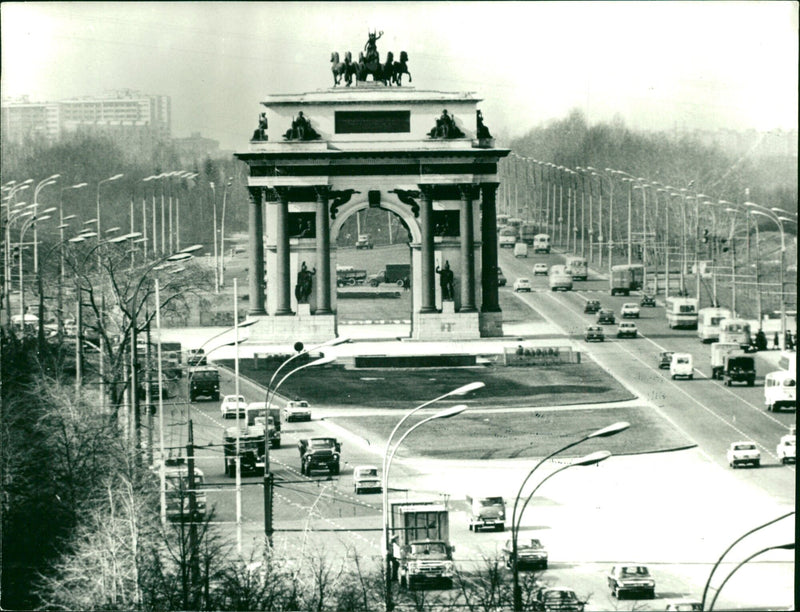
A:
[457, 184, 480, 201]
[418, 184, 436, 200]
[480, 182, 500, 195]
[263, 186, 291, 202]
[313, 185, 330, 200]
[247, 186, 264, 203]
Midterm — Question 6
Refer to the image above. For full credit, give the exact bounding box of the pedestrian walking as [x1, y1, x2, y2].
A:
[773, 331, 780, 349]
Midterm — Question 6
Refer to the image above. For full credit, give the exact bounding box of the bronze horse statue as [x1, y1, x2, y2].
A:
[330, 51, 356, 87]
[391, 51, 411, 86]
[356, 51, 387, 84]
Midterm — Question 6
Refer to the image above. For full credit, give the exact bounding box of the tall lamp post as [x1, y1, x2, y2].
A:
[382, 381, 484, 611]
[32, 175, 60, 274]
[58, 183, 87, 337]
[220, 177, 234, 288]
[510, 421, 629, 612]
[3, 181, 33, 325]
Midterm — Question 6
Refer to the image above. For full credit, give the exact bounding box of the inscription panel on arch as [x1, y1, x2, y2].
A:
[335, 110, 411, 134]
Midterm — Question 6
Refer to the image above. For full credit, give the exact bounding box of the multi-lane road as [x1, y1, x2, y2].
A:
[160, 248, 795, 610]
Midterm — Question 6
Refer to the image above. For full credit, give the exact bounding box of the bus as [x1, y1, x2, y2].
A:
[610, 264, 644, 296]
[697, 307, 733, 343]
[507, 217, 523, 232]
[665, 297, 699, 329]
[548, 264, 573, 291]
[532, 234, 551, 254]
[718, 318, 752, 349]
[496, 213, 510, 229]
[499, 227, 517, 248]
[520, 223, 538, 245]
[564, 256, 588, 281]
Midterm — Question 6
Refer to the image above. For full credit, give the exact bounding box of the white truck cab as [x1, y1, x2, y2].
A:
[670, 353, 694, 379]
[764, 370, 796, 412]
[465, 494, 506, 532]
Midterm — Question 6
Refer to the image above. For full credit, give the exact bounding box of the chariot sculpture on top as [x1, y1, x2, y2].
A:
[330, 31, 411, 87]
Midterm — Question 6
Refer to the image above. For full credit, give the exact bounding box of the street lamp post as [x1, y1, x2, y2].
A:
[220, 177, 233, 288]
[33, 175, 60, 274]
[3, 181, 33, 325]
[96, 174, 124, 253]
[382, 381, 484, 611]
[510, 421, 629, 612]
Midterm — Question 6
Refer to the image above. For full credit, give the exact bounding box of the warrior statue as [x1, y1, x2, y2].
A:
[436, 260, 456, 302]
[295, 261, 316, 304]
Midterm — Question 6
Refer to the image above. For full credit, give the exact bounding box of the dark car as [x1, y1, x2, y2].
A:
[584, 300, 601, 314]
[640, 294, 656, 307]
[497, 267, 507, 287]
[585, 325, 605, 342]
[597, 309, 616, 325]
[658, 351, 674, 369]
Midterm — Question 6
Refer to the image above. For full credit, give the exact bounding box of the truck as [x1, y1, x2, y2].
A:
[246, 401, 281, 448]
[223, 423, 266, 476]
[499, 227, 518, 248]
[610, 264, 644, 296]
[390, 501, 455, 590]
[336, 266, 367, 287]
[532, 234, 550, 254]
[722, 354, 756, 387]
[187, 365, 220, 401]
[710, 342, 741, 380]
[368, 264, 410, 287]
[520, 223, 538, 245]
[356, 234, 373, 249]
[466, 493, 506, 532]
[298, 437, 341, 475]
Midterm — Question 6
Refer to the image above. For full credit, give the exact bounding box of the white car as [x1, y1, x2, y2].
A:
[777, 434, 796, 464]
[670, 353, 694, 379]
[616, 321, 638, 338]
[513, 277, 532, 292]
[727, 441, 761, 468]
[220, 394, 247, 419]
[285, 400, 312, 422]
[353, 465, 382, 494]
[620, 303, 640, 318]
[533, 263, 548, 275]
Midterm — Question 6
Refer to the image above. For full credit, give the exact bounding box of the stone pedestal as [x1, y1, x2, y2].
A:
[441, 300, 455, 314]
[479, 311, 504, 337]
[413, 311, 480, 340]
[297, 303, 311, 317]
[246, 313, 336, 344]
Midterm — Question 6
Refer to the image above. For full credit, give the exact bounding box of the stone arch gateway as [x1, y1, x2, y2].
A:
[234, 87, 509, 342]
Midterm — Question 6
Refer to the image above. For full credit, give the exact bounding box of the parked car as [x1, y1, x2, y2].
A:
[533, 586, 585, 612]
[584, 325, 605, 342]
[617, 322, 638, 338]
[514, 278, 532, 292]
[640, 294, 656, 307]
[776, 434, 796, 464]
[583, 299, 601, 314]
[355, 234, 373, 249]
[285, 400, 312, 422]
[664, 601, 702, 611]
[597, 309, 616, 325]
[533, 263, 548, 276]
[621, 303, 640, 318]
[607, 565, 655, 600]
[353, 465, 382, 494]
[670, 353, 694, 379]
[658, 351, 674, 369]
[727, 441, 761, 468]
[220, 395, 248, 419]
[502, 538, 548, 570]
[496, 267, 507, 287]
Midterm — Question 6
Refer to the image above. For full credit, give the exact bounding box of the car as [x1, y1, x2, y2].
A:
[220, 394, 248, 419]
[583, 299, 601, 314]
[502, 538, 548, 570]
[285, 400, 312, 422]
[513, 278, 532, 292]
[616, 322, 638, 338]
[353, 465, 382, 494]
[607, 564, 655, 599]
[727, 441, 761, 468]
[597, 309, 615, 325]
[776, 434, 796, 464]
[533, 263, 548, 276]
[533, 586, 584, 612]
[496, 267, 507, 287]
[621, 303, 640, 318]
[670, 353, 694, 379]
[584, 325, 605, 342]
[659, 351, 674, 369]
[355, 234, 373, 249]
[664, 601, 702, 611]
[640, 294, 656, 307]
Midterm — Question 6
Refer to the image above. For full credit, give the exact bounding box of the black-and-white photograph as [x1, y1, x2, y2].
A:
[1, 2, 796, 611]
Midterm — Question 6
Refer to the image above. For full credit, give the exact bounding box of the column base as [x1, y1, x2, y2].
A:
[245, 313, 336, 344]
[412, 311, 480, 340]
[479, 311, 504, 337]
[248, 308, 267, 316]
[273, 308, 295, 316]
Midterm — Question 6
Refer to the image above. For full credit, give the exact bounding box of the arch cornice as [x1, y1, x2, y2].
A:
[329, 193, 422, 244]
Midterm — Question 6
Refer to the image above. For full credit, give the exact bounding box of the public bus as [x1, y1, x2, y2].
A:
[610, 264, 644, 296]
[507, 217, 523, 232]
[499, 227, 517, 248]
[665, 296, 699, 329]
[532, 234, 551, 254]
[564, 256, 588, 281]
[548, 264, 573, 291]
[697, 307, 733, 343]
[718, 318, 752, 349]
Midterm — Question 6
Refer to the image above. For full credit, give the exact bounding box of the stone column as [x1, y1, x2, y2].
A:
[273, 188, 292, 315]
[459, 184, 477, 312]
[315, 186, 332, 314]
[480, 182, 501, 312]
[419, 186, 436, 313]
[247, 188, 266, 315]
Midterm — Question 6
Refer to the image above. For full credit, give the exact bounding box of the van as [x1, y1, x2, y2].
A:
[513, 242, 528, 258]
[670, 353, 694, 380]
[764, 370, 796, 412]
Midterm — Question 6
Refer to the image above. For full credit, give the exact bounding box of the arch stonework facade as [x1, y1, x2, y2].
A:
[234, 88, 509, 342]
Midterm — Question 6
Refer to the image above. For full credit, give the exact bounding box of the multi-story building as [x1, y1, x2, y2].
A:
[1, 90, 171, 143]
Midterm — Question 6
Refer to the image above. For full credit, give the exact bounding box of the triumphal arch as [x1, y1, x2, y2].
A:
[235, 35, 509, 342]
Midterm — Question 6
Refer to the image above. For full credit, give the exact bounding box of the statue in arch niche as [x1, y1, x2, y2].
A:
[295, 261, 316, 304]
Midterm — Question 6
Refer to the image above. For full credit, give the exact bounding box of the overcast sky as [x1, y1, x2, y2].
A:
[2, 1, 797, 150]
